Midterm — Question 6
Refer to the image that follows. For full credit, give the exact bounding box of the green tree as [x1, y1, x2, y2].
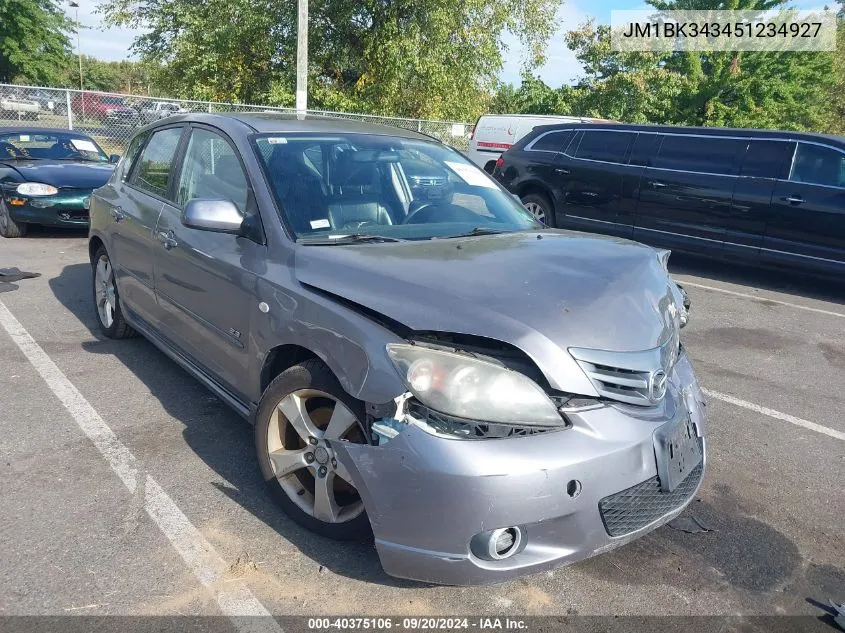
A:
[644, 0, 834, 130]
[563, 21, 685, 123]
[0, 0, 71, 84]
[495, 0, 839, 133]
[489, 74, 572, 114]
[833, 0, 845, 134]
[54, 56, 160, 94]
[100, 0, 561, 119]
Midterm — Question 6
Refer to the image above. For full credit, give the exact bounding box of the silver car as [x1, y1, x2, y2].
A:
[89, 113, 706, 585]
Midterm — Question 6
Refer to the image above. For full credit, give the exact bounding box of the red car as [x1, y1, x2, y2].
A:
[71, 93, 139, 124]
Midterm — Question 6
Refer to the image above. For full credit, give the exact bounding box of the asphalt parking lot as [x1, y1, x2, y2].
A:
[1, 227, 843, 619]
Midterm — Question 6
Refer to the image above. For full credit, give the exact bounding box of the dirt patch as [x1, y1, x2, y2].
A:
[685, 327, 796, 352]
[817, 341, 845, 370]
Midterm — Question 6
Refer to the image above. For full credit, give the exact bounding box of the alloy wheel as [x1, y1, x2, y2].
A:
[523, 201, 546, 223]
[94, 255, 116, 328]
[267, 389, 365, 524]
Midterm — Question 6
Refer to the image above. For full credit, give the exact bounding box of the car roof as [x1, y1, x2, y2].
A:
[528, 122, 845, 146]
[142, 112, 437, 142]
[481, 114, 588, 120]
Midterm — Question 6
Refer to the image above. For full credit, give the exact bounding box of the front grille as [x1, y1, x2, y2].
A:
[570, 334, 681, 407]
[579, 362, 652, 405]
[409, 176, 447, 186]
[599, 446, 703, 537]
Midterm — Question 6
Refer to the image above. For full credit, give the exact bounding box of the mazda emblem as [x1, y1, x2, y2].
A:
[648, 369, 668, 403]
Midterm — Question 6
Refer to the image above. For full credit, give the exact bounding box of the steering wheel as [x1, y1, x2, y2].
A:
[402, 202, 437, 225]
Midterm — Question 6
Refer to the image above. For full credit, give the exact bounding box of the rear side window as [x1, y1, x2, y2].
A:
[789, 143, 845, 188]
[573, 131, 634, 164]
[133, 127, 183, 198]
[740, 140, 795, 178]
[653, 135, 745, 175]
[528, 130, 572, 153]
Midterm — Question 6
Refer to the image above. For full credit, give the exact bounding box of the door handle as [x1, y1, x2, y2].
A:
[111, 206, 125, 222]
[781, 195, 805, 204]
[555, 168, 570, 174]
[156, 229, 178, 250]
[650, 181, 667, 188]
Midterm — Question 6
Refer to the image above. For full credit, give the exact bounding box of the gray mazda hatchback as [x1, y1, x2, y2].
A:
[89, 113, 707, 585]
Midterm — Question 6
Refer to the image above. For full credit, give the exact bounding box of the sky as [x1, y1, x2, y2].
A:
[63, 0, 140, 62]
[66, 0, 831, 90]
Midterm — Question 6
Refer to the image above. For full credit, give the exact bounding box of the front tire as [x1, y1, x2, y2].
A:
[255, 359, 371, 541]
[92, 245, 135, 338]
[521, 192, 555, 227]
[0, 198, 27, 238]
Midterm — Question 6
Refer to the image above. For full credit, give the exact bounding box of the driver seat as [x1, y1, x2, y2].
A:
[328, 200, 393, 230]
[327, 153, 392, 230]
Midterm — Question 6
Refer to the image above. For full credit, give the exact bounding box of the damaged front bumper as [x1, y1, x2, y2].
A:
[6, 191, 92, 226]
[333, 352, 707, 585]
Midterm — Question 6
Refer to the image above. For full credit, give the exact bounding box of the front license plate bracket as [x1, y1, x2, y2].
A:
[654, 416, 702, 492]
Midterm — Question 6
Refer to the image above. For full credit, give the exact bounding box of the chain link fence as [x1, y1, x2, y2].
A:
[0, 83, 471, 156]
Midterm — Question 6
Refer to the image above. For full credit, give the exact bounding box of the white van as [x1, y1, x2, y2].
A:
[467, 114, 614, 173]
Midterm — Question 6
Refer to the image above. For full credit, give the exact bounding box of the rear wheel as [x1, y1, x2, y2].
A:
[0, 198, 27, 238]
[255, 359, 371, 541]
[521, 192, 555, 227]
[92, 245, 136, 338]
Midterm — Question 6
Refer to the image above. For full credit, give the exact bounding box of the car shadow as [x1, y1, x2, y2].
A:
[22, 225, 89, 239]
[668, 253, 845, 306]
[48, 261, 423, 588]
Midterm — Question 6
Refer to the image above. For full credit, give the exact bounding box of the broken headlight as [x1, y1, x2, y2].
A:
[386, 344, 564, 427]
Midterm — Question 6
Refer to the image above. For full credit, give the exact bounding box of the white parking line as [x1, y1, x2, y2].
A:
[703, 388, 845, 442]
[0, 300, 282, 630]
[678, 281, 845, 319]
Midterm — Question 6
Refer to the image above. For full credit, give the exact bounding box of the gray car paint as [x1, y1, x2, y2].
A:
[89, 113, 706, 585]
[294, 231, 684, 397]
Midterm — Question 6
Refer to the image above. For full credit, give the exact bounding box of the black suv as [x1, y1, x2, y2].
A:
[495, 123, 845, 276]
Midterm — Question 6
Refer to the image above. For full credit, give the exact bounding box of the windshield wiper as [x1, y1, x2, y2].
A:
[443, 226, 514, 239]
[298, 234, 406, 245]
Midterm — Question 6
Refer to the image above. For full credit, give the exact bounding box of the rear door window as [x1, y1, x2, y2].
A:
[573, 131, 635, 164]
[653, 135, 745, 175]
[740, 140, 795, 179]
[628, 133, 660, 166]
[789, 143, 845, 188]
[132, 127, 183, 198]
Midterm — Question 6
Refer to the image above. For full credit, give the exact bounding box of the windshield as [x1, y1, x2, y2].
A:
[101, 96, 128, 106]
[253, 133, 539, 241]
[0, 131, 109, 162]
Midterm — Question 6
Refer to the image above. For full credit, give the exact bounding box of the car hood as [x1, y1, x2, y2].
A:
[295, 230, 684, 393]
[7, 160, 114, 189]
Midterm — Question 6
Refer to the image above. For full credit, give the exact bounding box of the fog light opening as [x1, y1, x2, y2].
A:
[567, 479, 582, 499]
[487, 527, 522, 560]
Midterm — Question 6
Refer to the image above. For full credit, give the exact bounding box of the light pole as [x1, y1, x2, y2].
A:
[296, 0, 308, 115]
[68, 1, 84, 119]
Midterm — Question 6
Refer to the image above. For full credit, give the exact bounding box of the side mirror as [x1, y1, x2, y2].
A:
[109, 154, 121, 164]
[182, 198, 243, 234]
